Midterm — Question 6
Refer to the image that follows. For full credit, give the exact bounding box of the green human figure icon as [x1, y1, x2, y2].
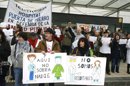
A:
[52, 56, 64, 80]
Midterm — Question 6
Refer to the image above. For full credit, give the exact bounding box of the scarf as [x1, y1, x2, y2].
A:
[28, 38, 38, 48]
[15, 41, 30, 59]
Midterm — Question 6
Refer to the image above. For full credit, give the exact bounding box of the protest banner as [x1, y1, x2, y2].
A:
[65, 56, 106, 85]
[23, 53, 66, 84]
[4, 0, 52, 32]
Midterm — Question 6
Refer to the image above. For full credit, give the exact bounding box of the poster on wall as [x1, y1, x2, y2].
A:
[4, 0, 52, 32]
[65, 56, 106, 85]
[23, 53, 66, 84]
[77, 23, 108, 33]
[77, 23, 91, 32]
[90, 24, 101, 32]
[100, 25, 109, 31]
[90, 24, 108, 32]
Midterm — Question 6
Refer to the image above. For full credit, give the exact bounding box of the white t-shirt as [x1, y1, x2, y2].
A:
[55, 29, 61, 37]
[46, 41, 53, 53]
[99, 37, 111, 54]
[2, 28, 13, 43]
[2, 28, 13, 37]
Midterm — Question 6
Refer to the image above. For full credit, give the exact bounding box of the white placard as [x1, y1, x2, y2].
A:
[23, 53, 66, 84]
[89, 36, 97, 43]
[65, 56, 106, 85]
[119, 39, 127, 44]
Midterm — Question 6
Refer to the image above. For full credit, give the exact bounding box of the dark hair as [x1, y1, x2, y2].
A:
[37, 28, 42, 35]
[18, 32, 28, 41]
[104, 30, 109, 34]
[27, 54, 36, 60]
[16, 24, 23, 32]
[78, 37, 89, 49]
[45, 28, 55, 35]
[85, 32, 91, 35]
[0, 29, 6, 42]
[30, 32, 37, 37]
[114, 33, 120, 40]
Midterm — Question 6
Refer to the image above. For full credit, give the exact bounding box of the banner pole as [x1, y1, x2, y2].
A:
[4, 0, 12, 22]
[50, 0, 53, 28]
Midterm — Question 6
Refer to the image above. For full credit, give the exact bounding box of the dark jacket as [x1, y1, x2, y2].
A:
[0, 41, 11, 62]
[71, 47, 89, 56]
[35, 39, 61, 53]
[11, 36, 17, 45]
[111, 39, 121, 58]
[61, 29, 72, 46]
[68, 27, 75, 43]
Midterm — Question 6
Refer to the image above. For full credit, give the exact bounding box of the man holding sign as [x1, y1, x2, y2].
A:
[35, 28, 61, 86]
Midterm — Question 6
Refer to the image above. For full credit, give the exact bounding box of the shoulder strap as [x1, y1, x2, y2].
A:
[71, 47, 78, 55]
[76, 48, 78, 55]
[14, 43, 17, 58]
[29, 44, 32, 52]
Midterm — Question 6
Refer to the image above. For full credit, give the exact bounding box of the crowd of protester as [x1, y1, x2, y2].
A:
[0, 22, 130, 86]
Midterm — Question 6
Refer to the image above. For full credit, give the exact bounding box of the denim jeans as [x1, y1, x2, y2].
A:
[14, 68, 28, 86]
[111, 58, 120, 72]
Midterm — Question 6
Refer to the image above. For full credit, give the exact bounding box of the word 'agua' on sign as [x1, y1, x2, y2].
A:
[37, 58, 50, 62]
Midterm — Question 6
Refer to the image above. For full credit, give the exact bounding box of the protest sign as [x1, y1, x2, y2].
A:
[89, 36, 97, 43]
[119, 39, 127, 44]
[23, 53, 66, 84]
[65, 56, 106, 85]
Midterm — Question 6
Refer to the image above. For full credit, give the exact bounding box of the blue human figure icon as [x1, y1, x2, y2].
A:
[27, 54, 36, 80]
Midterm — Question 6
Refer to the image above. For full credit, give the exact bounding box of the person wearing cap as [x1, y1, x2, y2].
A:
[10, 32, 34, 86]
[35, 28, 61, 86]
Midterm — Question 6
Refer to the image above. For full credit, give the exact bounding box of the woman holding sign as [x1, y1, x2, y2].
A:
[11, 32, 34, 86]
[99, 31, 111, 75]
